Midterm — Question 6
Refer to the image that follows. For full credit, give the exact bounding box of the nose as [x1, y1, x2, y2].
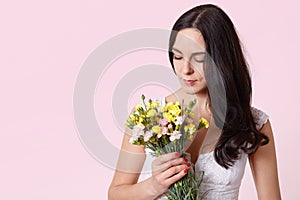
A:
[182, 59, 194, 75]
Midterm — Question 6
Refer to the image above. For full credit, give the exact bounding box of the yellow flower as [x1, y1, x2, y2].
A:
[189, 111, 195, 118]
[135, 103, 143, 110]
[137, 114, 146, 124]
[165, 102, 181, 116]
[165, 112, 175, 123]
[151, 125, 161, 134]
[146, 109, 157, 117]
[184, 123, 196, 134]
[146, 101, 160, 110]
[165, 102, 174, 110]
[129, 114, 135, 120]
[129, 114, 137, 123]
[168, 107, 181, 116]
[166, 101, 174, 107]
[150, 101, 160, 108]
[199, 117, 209, 128]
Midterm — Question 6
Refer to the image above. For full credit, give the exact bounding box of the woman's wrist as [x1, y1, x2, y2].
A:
[144, 176, 165, 200]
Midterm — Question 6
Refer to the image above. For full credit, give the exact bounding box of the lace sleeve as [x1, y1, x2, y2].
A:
[250, 107, 269, 130]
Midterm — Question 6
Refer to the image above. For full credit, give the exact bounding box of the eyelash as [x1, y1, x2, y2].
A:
[194, 58, 204, 63]
[173, 55, 204, 63]
[173, 55, 183, 60]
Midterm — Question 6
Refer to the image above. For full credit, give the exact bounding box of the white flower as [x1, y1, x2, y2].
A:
[162, 127, 168, 135]
[129, 124, 145, 144]
[132, 124, 145, 136]
[129, 136, 138, 144]
[144, 131, 153, 142]
[159, 118, 168, 126]
[157, 133, 162, 138]
[175, 116, 184, 125]
[157, 127, 168, 138]
[169, 130, 182, 141]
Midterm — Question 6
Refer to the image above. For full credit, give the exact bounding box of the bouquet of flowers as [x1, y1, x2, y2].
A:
[125, 95, 209, 200]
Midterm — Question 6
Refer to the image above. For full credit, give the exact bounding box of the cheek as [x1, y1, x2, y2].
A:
[191, 62, 205, 76]
[173, 60, 182, 73]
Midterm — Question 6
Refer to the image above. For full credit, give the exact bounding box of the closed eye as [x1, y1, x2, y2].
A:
[173, 55, 183, 60]
[193, 54, 205, 63]
[172, 48, 183, 60]
[193, 58, 204, 63]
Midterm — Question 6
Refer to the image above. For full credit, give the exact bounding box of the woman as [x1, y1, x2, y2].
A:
[108, 4, 281, 200]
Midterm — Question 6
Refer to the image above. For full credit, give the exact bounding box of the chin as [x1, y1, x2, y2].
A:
[182, 86, 201, 95]
[181, 85, 207, 95]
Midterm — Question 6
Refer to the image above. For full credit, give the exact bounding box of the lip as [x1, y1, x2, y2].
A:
[183, 79, 197, 86]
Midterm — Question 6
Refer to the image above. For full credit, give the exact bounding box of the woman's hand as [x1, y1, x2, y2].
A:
[150, 152, 190, 196]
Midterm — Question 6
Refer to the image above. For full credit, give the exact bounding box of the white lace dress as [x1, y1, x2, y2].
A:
[139, 98, 269, 200]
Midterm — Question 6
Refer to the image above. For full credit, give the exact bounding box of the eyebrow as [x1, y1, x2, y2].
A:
[172, 47, 205, 56]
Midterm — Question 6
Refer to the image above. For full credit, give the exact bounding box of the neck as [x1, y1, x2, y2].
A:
[196, 88, 210, 114]
[195, 88, 209, 102]
[174, 88, 210, 109]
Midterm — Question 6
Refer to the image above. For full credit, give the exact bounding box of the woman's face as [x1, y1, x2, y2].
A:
[172, 28, 207, 95]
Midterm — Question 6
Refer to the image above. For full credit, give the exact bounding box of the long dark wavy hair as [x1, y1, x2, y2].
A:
[168, 4, 269, 169]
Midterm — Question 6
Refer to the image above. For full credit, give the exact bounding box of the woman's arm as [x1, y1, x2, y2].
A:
[249, 120, 281, 200]
[108, 130, 189, 200]
[108, 133, 158, 200]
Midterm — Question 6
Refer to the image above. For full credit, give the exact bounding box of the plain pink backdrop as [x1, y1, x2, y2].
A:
[1, 0, 299, 199]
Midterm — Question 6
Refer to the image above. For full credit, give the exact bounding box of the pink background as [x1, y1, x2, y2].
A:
[1, 0, 299, 199]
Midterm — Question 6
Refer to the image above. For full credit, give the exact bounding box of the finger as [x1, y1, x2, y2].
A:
[160, 164, 188, 180]
[153, 152, 180, 166]
[153, 157, 186, 173]
[163, 167, 189, 186]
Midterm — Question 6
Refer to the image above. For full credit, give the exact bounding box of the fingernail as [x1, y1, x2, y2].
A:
[184, 168, 188, 173]
[175, 152, 180, 156]
[184, 158, 188, 162]
[186, 163, 191, 167]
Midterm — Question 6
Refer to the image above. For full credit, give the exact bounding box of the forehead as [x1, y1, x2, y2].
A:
[173, 28, 206, 53]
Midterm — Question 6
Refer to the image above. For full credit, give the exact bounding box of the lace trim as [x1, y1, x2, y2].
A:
[250, 107, 269, 130]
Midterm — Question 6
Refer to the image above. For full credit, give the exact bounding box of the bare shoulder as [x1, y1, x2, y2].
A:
[165, 93, 178, 103]
[165, 89, 193, 103]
